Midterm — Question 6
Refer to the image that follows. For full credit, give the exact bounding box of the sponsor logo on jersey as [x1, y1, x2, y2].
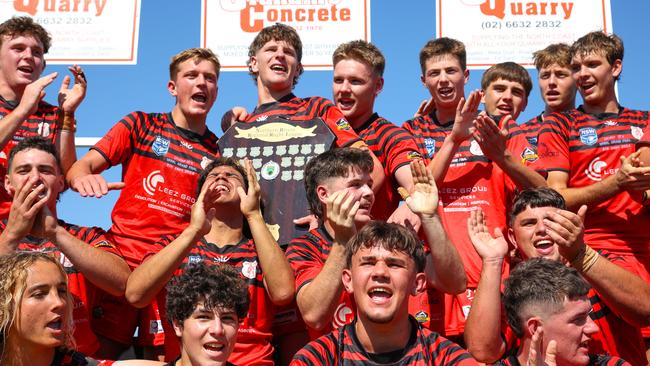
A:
[59, 253, 73, 268]
[604, 120, 617, 126]
[521, 147, 538, 163]
[180, 140, 193, 150]
[579, 127, 598, 145]
[256, 115, 269, 122]
[143, 170, 165, 196]
[152, 136, 170, 156]
[469, 139, 484, 156]
[188, 255, 203, 264]
[414, 310, 430, 323]
[526, 136, 538, 146]
[242, 260, 258, 279]
[94, 241, 115, 249]
[631, 126, 644, 140]
[424, 138, 436, 157]
[333, 303, 354, 328]
[406, 151, 422, 160]
[261, 161, 280, 180]
[335, 118, 351, 131]
[214, 255, 230, 263]
[585, 157, 607, 181]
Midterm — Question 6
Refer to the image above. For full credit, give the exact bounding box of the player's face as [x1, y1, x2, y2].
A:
[421, 54, 468, 112]
[5, 148, 64, 207]
[538, 63, 576, 113]
[343, 245, 422, 325]
[168, 58, 218, 119]
[203, 165, 245, 206]
[249, 39, 301, 93]
[509, 205, 562, 262]
[332, 59, 383, 126]
[174, 302, 239, 366]
[539, 297, 598, 366]
[482, 78, 528, 121]
[15, 260, 69, 351]
[323, 167, 374, 225]
[0, 34, 46, 94]
[571, 52, 621, 107]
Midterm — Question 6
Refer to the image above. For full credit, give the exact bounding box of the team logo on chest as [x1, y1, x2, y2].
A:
[152, 136, 170, 156]
[241, 260, 258, 279]
[469, 139, 484, 156]
[521, 147, 538, 163]
[631, 126, 644, 140]
[579, 127, 598, 145]
[424, 138, 436, 158]
[188, 255, 203, 264]
[200, 156, 212, 170]
[333, 303, 354, 328]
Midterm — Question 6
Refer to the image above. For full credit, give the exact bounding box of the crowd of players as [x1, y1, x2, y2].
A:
[0, 15, 649, 366]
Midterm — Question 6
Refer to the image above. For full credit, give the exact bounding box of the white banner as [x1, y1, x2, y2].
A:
[437, 0, 613, 69]
[0, 0, 141, 65]
[202, 0, 371, 71]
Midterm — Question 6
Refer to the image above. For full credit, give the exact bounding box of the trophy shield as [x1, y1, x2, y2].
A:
[218, 116, 335, 245]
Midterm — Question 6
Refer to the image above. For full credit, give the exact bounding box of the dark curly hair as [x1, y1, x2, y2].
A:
[8, 136, 62, 173]
[0, 16, 51, 53]
[166, 263, 249, 325]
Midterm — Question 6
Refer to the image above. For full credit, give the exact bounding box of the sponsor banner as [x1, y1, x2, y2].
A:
[201, 0, 371, 71]
[436, 0, 613, 69]
[0, 0, 141, 64]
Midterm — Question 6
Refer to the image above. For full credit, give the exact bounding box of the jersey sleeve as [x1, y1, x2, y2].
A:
[429, 333, 479, 365]
[285, 236, 324, 292]
[537, 112, 571, 173]
[317, 100, 364, 148]
[290, 334, 337, 366]
[91, 111, 143, 167]
[68, 224, 121, 257]
[381, 124, 423, 175]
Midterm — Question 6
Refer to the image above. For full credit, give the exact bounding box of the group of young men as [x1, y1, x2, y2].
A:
[1, 13, 650, 366]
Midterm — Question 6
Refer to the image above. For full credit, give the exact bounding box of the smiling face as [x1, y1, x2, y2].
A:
[482, 78, 528, 120]
[571, 52, 621, 109]
[202, 165, 246, 207]
[332, 58, 383, 127]
[13, 260, 69, 352]
[249, 39, 301, 95]
[343, 245, 425, 325]
[174, 302, 239, 366]
[421, 54, 468, 113]
[320, 167, 374, 225]
[538, 63, 576, 113]
[0, 34, 46, 99]
[509, 205, 561, 262]
[537, 297, 598, 366]
[168, 58, 218, 120]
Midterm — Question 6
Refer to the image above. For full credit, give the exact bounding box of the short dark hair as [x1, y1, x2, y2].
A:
[197, 157, 248, 196]
[247, 23, 303, 86]
[571, 31, 624, 80]
[481, 61, 532, 97]
[8, 136, 61, 173]
[166, 263, 249, 326]
[346, 221, 426, 272]
[419, 37, 467, 74]
[503, 258, 590, 338]
[304, 148, 373, 219]
[533, 43, 572, 70]
[0, 16, 51, 54]
[509, 188, 566, 226]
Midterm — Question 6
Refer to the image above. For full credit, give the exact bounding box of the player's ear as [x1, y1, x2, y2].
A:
[342, 269, 353, 294]
[507, 227, 517, 248]
[4, 174, 15, 196]
[413, 272, 426, 295]
[316, 185, 329, 205]
[525, 317, 542, 337]
[167, 79, 177, 97]
[463, 69, 470, 84]
[375, 77, 384, 96]
[172, 319, 184, 338]
[611, 58, 623, 79]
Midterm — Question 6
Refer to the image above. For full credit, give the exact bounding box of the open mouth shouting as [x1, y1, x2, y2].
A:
[368, 286, 393, 305]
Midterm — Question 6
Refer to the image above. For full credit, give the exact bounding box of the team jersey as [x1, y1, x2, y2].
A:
[0, 219, 120, 356]
[506, 114, 543, 171]
[91, 111, 219, 267]
[354, 113, 422, 220]
[404, 112, 515, 335]
[0, 96, 61, 218]
[493, 353, 629, 366]
[291, 317, 477, 366]
[537, 107, 650, 256]
[148, 235, 274, 366]
[243, 93, 364, 149]
[51, 349, 115, 366]
[286, 226, 445, 339]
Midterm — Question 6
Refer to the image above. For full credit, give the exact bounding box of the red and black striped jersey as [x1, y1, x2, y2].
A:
[506, 114, 544, 172]
[0, 97, 61, 219]
[537, 107, 650, 256]
[51, 349, 116, 366]
[355, 113, 422, 220]
[493, 353, 630, 366]
[92, 111, 219, 267]
[243, 93, 364, 149]
[291, 317, 477, 366]
[148, 235, 274, 366]
[0, 219, 119, 356]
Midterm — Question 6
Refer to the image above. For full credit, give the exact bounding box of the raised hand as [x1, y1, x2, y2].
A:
[5, 176, 49, 241]
[325, 188, 360, 243]
[473, 112, 509, 161]
[542, 205, 587, 262]
[17, 72, 58, 116]
[237, 159, 262, 218]
[528, 327, 557, 366]
[616, 151, 650, 192]
[414, 97, 435, 118]
[58, 65, 87, 114]
[398, 159, 439, 218]
[450, 89, 481, 143]
[69, 174, 125, 198]
[467, 208, 508, 261]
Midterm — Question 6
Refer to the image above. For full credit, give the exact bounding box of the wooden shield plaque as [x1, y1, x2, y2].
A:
[218, 116, 335, 245]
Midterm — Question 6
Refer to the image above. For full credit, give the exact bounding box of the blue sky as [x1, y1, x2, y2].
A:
[42, 1, 649, 228]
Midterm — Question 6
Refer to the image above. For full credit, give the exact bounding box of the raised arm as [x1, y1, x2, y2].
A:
[463, 208, 508, 362]
[55, 65, 87, 174]
[238, 159, 294, 306]
[66, 149, 125, 198]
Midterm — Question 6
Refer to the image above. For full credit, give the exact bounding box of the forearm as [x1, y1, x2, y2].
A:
[296, 244, 348, 330]
[578, 254, 650, 326]
[54, 227, 130, 296]
[427, 135, 460, 184]
[464, 258, 507, 363]
[551, 175, 619, 211]
[125, 227, 201, 307]
[0, 230, 21, 255]
[421, 215, 466, 293]
[495, 152, 546, 189]
[57, 113, 77, 175]
[0, 107, 30, 150]
[248, 212, 295, 305]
